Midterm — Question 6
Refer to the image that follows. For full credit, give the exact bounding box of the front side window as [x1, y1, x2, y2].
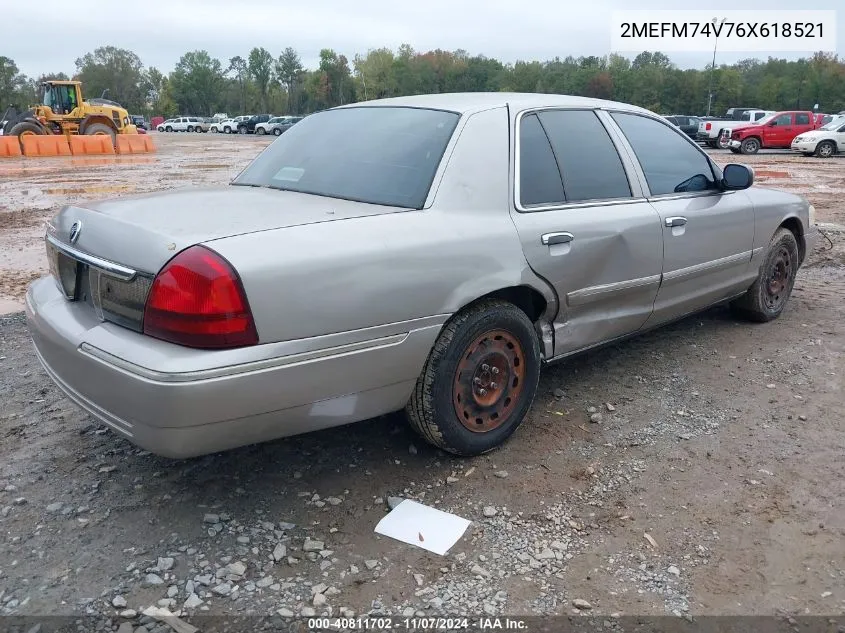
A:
[611, 112, 717, 196]
[233, 106, 459, 209]
[535, 109, 631, 202]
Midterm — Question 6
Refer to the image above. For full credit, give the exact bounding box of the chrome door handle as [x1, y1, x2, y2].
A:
[665, 217, 687, 228]
[541, 232, 574, 245]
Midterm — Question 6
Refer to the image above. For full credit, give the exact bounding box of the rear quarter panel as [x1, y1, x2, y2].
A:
[207, 106, 556, 345]
[745, 186, 810, 261]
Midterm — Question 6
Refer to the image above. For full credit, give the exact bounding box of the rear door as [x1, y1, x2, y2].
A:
[794, 112, 813, 137]
[508, 108, 664, 356]
[607, 111, 755, 324]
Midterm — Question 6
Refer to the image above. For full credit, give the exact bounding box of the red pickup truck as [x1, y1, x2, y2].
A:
[728, 111, 818, 154]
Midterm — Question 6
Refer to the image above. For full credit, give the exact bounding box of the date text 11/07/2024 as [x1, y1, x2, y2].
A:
[307, 617, 529, 629]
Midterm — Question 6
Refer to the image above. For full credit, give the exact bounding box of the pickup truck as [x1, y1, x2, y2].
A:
[728, 111, 818, 154]
[696, 109, 773, 148]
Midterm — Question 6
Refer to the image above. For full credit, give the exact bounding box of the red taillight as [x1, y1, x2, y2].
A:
[143, 245, 258, 349]
[705, 122, 712, 131]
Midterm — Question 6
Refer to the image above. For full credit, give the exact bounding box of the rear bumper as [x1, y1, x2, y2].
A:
[26, 277, 442, 458]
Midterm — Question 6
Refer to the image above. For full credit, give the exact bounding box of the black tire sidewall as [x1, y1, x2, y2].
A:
[816, 141, 834, 158]
[741, 138, 759, 154]
[753, 231, 799, 320]
[427, 306, 540, 455]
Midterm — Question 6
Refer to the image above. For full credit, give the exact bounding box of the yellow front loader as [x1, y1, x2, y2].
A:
[2, 80, 138, 147]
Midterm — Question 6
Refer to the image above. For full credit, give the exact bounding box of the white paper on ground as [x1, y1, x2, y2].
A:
[374, 499, 472, 556]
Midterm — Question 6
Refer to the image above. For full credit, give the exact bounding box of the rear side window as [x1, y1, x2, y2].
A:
[796, 113, 810, 125]
[611, 112, 716, 196]
[536, 110, 631, 202]
[518, 113, 565, 207]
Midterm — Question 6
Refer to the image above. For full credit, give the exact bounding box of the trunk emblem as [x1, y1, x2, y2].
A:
[69, 221, 82, 244]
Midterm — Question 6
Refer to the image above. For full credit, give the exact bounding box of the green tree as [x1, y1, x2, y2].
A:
[74, 46, 146, 111]
[169, 50, 224, 115]
[275, 47, 304, 113]
[0, 57, 31, 110]
[227, 56, 248, 113]
[248, 47, 273, 111]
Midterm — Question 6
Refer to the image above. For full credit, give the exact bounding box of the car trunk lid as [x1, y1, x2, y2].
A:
[44, 185, 404, 333]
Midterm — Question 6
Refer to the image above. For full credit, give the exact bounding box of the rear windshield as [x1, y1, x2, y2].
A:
[232, 106, 460, 209]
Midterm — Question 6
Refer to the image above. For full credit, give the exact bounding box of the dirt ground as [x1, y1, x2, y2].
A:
[0, 133, 843, 627]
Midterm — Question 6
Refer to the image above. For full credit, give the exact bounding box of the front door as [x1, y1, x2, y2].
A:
[835, 123, 845, 152]
[606, 111, 756, 325]
[509, 108, 664, 357]
[762, 113, 794, 147]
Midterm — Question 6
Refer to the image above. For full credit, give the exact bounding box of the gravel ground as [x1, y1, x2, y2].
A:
[0, 134, 843, 631]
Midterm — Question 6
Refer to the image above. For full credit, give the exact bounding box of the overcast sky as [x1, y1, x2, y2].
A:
[4, 0, 843, 77]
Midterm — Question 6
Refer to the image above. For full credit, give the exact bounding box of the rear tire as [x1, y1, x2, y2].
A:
[187, 126, 194, 132]
[9, 120, 43, 137]
[84, 122, 116, 146]
[406, 299, 541, 456]
[815, 141, 836, 158]
[731, 228, 799, 322]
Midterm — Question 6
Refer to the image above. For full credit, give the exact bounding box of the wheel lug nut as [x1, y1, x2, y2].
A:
[474, 377, 482, 385]
[481, 364, 489, 371]
[491, 367, 499, 374]
[479, 388, 487, 396]
[490, 382, 497, 389]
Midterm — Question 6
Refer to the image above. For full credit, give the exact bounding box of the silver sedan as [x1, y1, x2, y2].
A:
[26, 93, 819, 458]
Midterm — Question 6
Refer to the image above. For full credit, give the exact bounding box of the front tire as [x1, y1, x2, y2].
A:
[717, 133, 731, 149]
[740, 137, 760, 154]
[731, 228, 800, 322]
[83, 122, 116, 147]
[273, 128, 282, 136]
[256, 127, 265, 135]
[815, 141, 836, 158]
[406, 299, 541, 456]
[165, 126, 172, 132]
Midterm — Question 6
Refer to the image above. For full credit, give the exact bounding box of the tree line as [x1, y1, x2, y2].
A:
[2, 46, 844, 119]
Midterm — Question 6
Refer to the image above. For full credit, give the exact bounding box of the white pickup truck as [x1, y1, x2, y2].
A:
[697, 109, 774, 148]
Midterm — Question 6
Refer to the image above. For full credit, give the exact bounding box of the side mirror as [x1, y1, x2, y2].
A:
[722, 164, 754, 190]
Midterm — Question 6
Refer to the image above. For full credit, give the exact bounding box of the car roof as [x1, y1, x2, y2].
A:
[336, 92, 655, 116]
